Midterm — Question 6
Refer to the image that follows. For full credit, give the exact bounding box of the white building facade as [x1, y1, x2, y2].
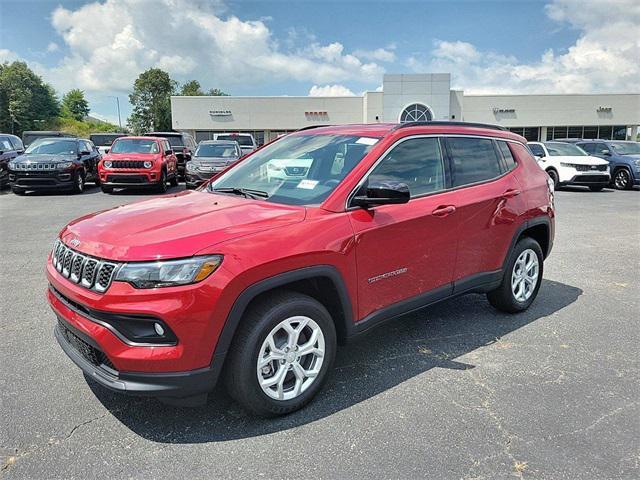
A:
[171, 74, 640, 145]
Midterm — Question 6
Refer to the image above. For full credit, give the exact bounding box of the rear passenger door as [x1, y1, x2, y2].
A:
[349, 136, 460, 320]
[444, 137, 527, 286]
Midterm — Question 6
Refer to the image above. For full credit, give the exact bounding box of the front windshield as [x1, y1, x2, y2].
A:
[546, 143, 588, 156]
[610, 142, 640, 155]
[209, 134, 379, 206]
[110, 138, 159, 154]
[196, 144, 239, 158]
[25, 139, 77, 155]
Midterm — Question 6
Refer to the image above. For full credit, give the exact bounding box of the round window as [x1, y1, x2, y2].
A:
[399, 103, 433, 123]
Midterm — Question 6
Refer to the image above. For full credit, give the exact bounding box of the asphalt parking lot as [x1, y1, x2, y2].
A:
[1, 184, 638, 479]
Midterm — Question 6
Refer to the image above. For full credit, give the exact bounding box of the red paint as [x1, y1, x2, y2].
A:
[49, 124, 554, 374]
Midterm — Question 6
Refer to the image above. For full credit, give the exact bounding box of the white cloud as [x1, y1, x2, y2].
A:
[353, 47, 396, 63]
[409, 0, 640, 94]
[46, 42, 59, 53]
[308, 84, 355, 96]
[36, 0, 384, 94]
[0, 49, 19, 63]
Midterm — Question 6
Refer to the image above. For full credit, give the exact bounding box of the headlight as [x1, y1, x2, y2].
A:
[143, 161, 153, 169]
[559, 162, 577, 168]
[186, 162, 197, 171]
[634, 159, 640, 167]
[103, 160, 112, 168]
[56, 162, 73, 170]
[114, 255, 223, 288]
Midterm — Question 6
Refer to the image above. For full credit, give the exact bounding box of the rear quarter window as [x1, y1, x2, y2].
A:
[497, 141, 517, 171]
[447, 137, 503, 187]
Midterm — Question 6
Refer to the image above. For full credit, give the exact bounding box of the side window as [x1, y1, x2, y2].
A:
[595, 143, 609, 155]
[367, 137, 445, 197]
[497, 141, 517, 171]
[579, 143, 595, 154]
[528, 143, 545, 157]
[163, 140, 170, 152]
[0, 137, 13, 151]
[11, 137, 24, 151]
[448, 137, 503, 187]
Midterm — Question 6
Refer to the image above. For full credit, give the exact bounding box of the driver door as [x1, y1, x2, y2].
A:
[348, 136, 459, 320]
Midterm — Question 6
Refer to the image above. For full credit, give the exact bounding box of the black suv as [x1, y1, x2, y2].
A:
[144, 131, 196, 178]
[22, 131, 75, 147]
[9, 137, 101, 195]
[0, 134, 24, 189]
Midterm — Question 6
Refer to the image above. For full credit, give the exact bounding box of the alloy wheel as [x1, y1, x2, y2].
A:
[614, 170, 630, 190]
[511, 248, 539, 302]
[257, 316, 325, 401]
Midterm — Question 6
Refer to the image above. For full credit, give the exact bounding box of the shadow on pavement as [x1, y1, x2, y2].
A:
[89, 279, 582, 443]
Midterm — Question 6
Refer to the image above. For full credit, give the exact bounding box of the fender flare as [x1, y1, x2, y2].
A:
[501, 216, 553, 272]
[209, 265, 354, 368]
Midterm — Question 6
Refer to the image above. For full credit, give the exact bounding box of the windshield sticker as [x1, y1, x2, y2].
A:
[355, 137, 379, 146]
[297, 179, 319, 190]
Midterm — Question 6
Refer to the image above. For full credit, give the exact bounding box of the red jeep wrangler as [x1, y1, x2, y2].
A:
[98, 136, 178, 193]
[48, 122, 554, 416]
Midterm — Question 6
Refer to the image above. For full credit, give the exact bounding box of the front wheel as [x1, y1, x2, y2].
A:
[613, 169, 633, 190]
[156, 170, 168, 193]
[225, 291, 337, 416]
[73, 170, 85, 194]
[546, 169, 559, 188]
[487, 237, 544, 313]
[169, 173, 178, 187]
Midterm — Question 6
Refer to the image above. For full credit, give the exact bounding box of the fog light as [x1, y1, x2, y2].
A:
[154, 323, 165, 336]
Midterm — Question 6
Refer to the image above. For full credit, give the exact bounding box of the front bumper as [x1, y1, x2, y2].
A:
[100, 171, 159, 187]
[10, 170, 75, 190]
[55, 317, 222, 399]
[185, 169, 221, 186]
[564, 173, 610, 187]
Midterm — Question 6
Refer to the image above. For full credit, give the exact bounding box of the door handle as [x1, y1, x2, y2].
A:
[502, 189, 521, 199]
[432, 205, 456, 217]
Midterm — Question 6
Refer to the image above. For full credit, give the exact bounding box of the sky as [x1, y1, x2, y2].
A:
[0, 0, 638, 125]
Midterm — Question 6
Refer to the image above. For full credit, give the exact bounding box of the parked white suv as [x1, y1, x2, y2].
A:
[212, 133, 257, 156]
[528, 141, 610, 191]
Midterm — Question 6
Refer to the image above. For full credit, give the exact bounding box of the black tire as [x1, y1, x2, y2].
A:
[589, 186, 604, 192]
[100, 185, 113, 194]
[613, 168, 632, 190]
[93, 175, 101, 186]
[72, 170, 85, 194]
[169, 173, 178, 187]
[11, 187, 24, 195]
[224, 291, 337, 417]
[546, 169, 559, 188]
[156, 170, 168, 193]
[487, 237, 544, 313]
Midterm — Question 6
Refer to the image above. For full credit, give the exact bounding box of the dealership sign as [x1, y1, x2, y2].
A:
[597, 106, 612, 112]
[493, 107, 515, 114]
[209, 110, 232, 116]
[305, 111, 329, 120]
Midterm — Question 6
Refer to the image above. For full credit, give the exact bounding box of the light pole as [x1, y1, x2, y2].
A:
[107, 96, 123, 129]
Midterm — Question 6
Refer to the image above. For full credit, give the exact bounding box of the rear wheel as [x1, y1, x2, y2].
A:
[613, 168, 632, 190]
[487, 237, 544, 313]
[225, 291, 337, 416]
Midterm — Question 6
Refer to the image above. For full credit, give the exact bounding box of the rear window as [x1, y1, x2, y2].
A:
[110, 138, 159, 154]
[217, 134, 254, 146]
[448, 137, 503, 187]
[195, 144, 239, 158]
[89, 134, 125, 146]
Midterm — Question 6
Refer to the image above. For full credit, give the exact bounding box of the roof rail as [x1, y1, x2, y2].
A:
[392, 121, 508, 132]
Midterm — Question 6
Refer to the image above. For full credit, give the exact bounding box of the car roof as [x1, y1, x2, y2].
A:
[216, 132, 253, 136]
[199, 140, 239, 145]
[114, 135, 162, 141]
[90, 132, 126, 136]
[288, 122, 524, 142]
[145, 131, 186, 137]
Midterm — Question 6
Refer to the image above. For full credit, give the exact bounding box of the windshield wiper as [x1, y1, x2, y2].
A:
[212, 187, 269, 199]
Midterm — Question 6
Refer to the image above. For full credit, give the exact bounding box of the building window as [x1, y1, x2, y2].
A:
[583, 126, 598, 139]
[508, 127, 539, 141]
[612, 126, 627, 140]
[399, 103, 432, 123]
[598, 126, 613, 140]
[567, 126, 582, 138]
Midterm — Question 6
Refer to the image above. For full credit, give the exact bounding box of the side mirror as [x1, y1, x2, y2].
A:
[165, 149, 173, 155]
[601, 150, 611, 156]
[79, 150, 90, 156]
[16, 150, 24, 155]
[104, 148, 109, 154]
[352, 181, 410, 208]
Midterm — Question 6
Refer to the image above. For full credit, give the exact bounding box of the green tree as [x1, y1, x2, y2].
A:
[207, 88, 228, 96]
[180, 80, 204, 96]
[0, 61, 59, 135]
[128, 68, 177, 133]
[61, 89, 90, 121]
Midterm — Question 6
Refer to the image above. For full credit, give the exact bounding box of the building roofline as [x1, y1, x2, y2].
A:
[463, 92, 640, 97]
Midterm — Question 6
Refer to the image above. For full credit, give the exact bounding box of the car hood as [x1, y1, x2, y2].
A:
[548, 155, 609, 165]
[105, 153, 157, 160]
[193, 156, 238, 164]
[13, 153, 76, 164]
[59, 190, 306, 261]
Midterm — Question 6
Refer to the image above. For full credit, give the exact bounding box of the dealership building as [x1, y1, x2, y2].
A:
[171, 73, 640, 145]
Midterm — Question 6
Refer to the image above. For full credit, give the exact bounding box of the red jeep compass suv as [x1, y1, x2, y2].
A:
[98, 136, 178, 193]
[48, 122, 555, 416]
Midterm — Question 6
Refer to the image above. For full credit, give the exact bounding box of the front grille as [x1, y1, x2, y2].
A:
[58, 320, 115, 369]
[573, 174, 609, 183]
[111, 160, 145, 169]
[14, 163, 57, 170]
[106, 174, 147, 184]
[575, 164, 608, 172]
[52, 240, 119, 293]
